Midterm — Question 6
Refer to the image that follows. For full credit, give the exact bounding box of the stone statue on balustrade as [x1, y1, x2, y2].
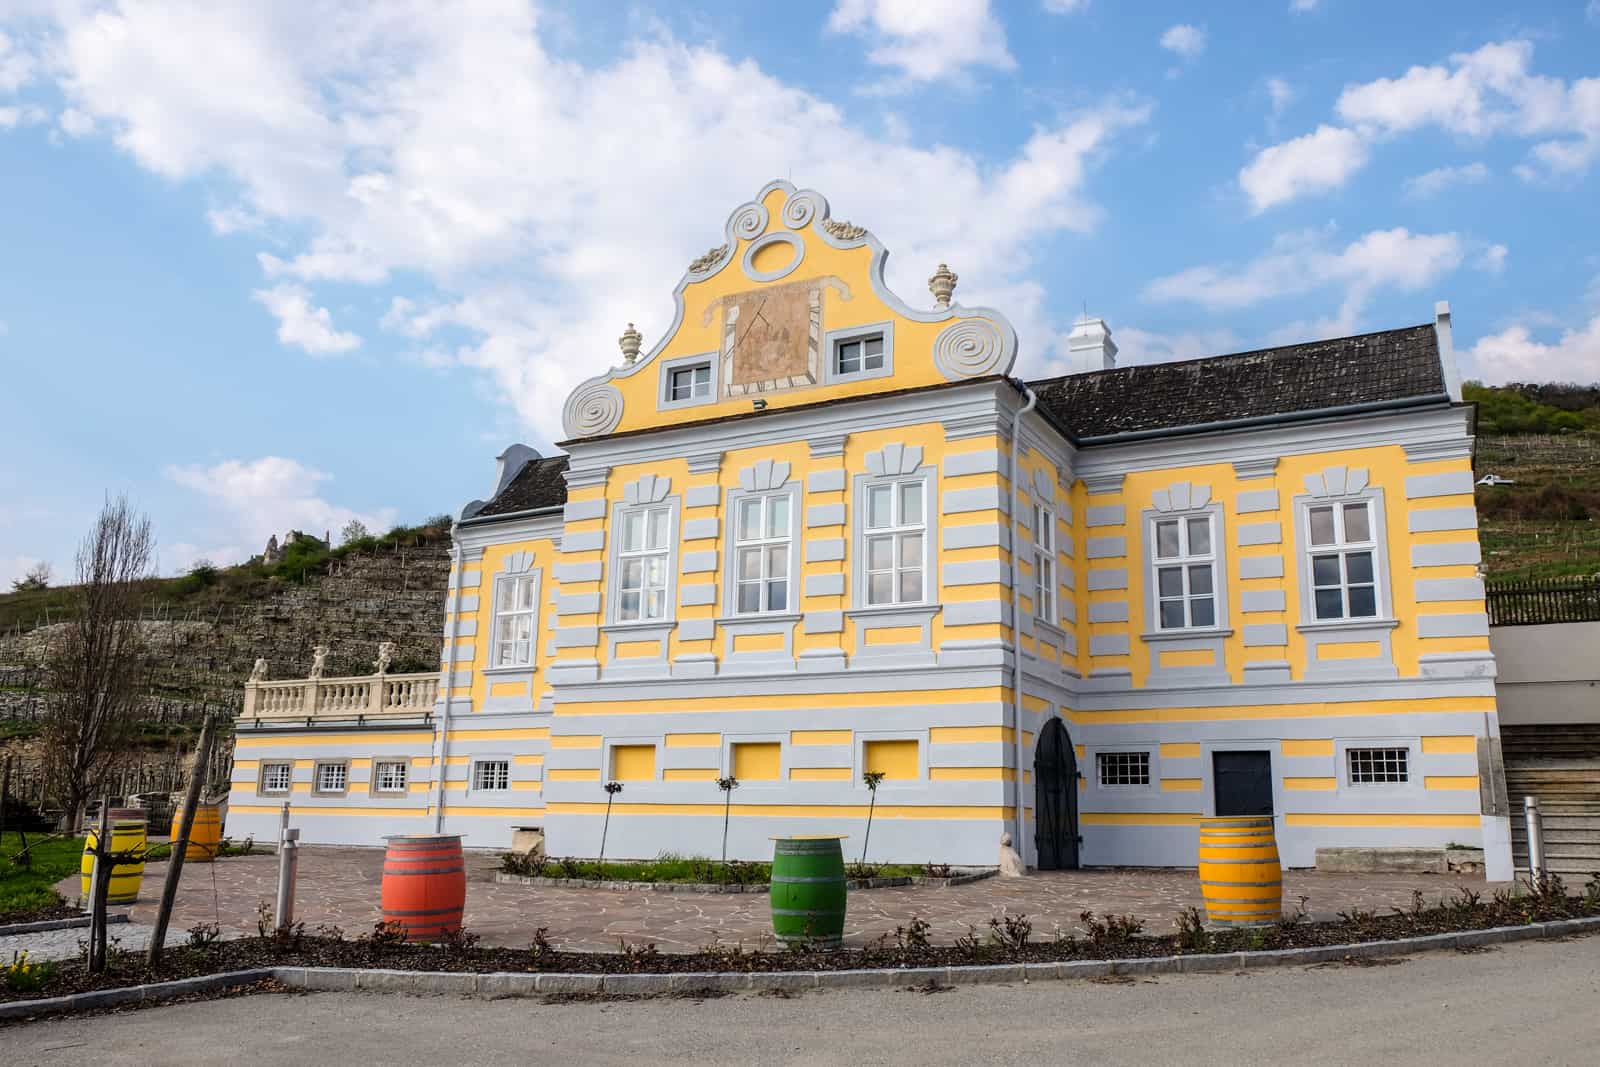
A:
[309, 644, 330, 680]
[375, 641, 396, 676]
[248, 658, 269, 683]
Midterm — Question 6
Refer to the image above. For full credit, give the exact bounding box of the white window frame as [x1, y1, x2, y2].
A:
[822, 321, 895, 385]
[610, 501, 677, 624]
[313, 760, 348, 796]
[657, 351, 718, 411]
[1346, 745, 1410, 786]
[258, 761, 292, 796]
[1095, 750, 1152, 788]
[1032, 502, 1056, 624]
[489, 570, 539, 669]
[856, 474, 930, 609]
[1150, 511, 1220, 631]
[1332, 737, 1423, 798]
[1303, 498, 1383, 623]
[471, 758, 511, 793]
[372, 759, 408, 795]
[729, 490, 795, 616]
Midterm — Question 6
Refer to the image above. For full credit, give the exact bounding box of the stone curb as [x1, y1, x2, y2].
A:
[0, 914, 128, 937]
[492, 869, 996, 894]
[5, 916, 1596, 1019]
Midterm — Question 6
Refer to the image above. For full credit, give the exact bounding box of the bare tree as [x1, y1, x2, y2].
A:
[339, 519, 370, 544]
[11, 560, 52, 591]
[41, 495, 155, 830]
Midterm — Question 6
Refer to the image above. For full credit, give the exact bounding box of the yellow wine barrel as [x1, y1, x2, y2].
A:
[170, 803, 223, 863]
[1197, 816, 1282, 927]
[80, 817, 149, 905]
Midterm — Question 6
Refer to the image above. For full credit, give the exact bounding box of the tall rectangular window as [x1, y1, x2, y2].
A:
[1307, 501, 1379, 620]
[733, 493, 791, 614]
[864, 479, 926, 606]
[492, 573, 537, 667]
[617, 505, 672, 622]
[1033, 503, 1056, 623]
[668, 363, 710, 401]
[1152, 514, 1217, 629]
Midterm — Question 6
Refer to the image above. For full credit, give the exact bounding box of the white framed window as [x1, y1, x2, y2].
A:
[491, 572, 538, 667]
[616, 504, 673, 622]
[668, 363, 711, 402]
[1152, 513, 1217, 630]
[472, 759, 510, 792]
[373, 760, 408, 794]
[314, 761, 348, 795]
[259, 761, 291, 795]
[836, 334, 885, 377]
[732, 493, 791, 614]
[1032, 503, 1056, 623]
[1096, 751, 1151, 787]
[863, 478, 927, 607]
[1306, 500, 1380, 621]
[1348, 746, 1409, 785]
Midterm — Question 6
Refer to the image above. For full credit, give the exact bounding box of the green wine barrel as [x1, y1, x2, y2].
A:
[769, 836, 847, 949]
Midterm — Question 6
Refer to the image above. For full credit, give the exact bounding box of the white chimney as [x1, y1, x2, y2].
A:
[1067, 316, 1118, 374]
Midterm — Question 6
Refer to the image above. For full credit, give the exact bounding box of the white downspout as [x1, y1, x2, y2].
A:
[1009, 383, 1038, 863]
[432, 532, 465, 832]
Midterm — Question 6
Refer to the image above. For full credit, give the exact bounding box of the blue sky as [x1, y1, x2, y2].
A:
[1, 0, 1597, 586]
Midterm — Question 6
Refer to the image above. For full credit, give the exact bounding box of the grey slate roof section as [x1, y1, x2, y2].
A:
[473, 455, 572, 517]
[1028, 324, 1445, 441]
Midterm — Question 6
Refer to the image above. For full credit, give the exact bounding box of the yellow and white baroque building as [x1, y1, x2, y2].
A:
[228, 181, 1511, 877]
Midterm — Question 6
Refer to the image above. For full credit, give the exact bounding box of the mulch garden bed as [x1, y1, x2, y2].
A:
[5, 877, 1597, 1007]
[0, 901, 83, 928]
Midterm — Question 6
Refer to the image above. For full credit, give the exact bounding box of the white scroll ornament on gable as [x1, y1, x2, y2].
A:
[1304, 467, 1369, 498]
[1151, 482, 1212, 513]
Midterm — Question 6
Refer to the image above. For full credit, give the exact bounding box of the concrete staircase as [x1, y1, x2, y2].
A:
[1502, 726, 1600, 877]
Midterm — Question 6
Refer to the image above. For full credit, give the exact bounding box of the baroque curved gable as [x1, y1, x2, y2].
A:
[560, 180, 1019, 440]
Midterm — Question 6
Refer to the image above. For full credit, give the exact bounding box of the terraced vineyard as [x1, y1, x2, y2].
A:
[1475, 432, 1600, 580]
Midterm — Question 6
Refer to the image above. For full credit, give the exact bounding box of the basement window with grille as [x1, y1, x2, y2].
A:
[473, 759, 511, 792]
[1347, 746, 1409, 784]
[1096, 750, 1151, 787]
[259, 762, 292, 795]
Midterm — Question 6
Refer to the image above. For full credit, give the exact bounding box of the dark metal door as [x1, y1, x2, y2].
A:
[1213, 750, 1274, 816]
[1034, 719, 1080, 869]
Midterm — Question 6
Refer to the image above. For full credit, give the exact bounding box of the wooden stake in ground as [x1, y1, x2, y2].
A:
[147, 712, 215, 969]
[88, 799, 112, 973]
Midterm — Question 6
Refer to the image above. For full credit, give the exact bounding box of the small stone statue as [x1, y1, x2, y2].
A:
[375, 641, 396, 675]
[248, 658, 269, 683]
[309, 644, 330, 680]
[998, 831, 1025, 878]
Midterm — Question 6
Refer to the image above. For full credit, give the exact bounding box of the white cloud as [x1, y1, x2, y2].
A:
[1109, 325, 1241, 367]
[0, 554, 48, 591]
[1159, 24, 1206, 60]
[1266, 77, 1295, 120]
[1238, 124, 1369, 212]
[0, 29, 36, 94]
[1402, 161, 1490, 199]
[1143, 226, 1465, 335]
[1289, 0, 1321, 11]
[24, 2, 1149, 442]
[252, 283, 360, 355]
[1476, 243, 1508, 274]
[1041, 0, 1089, 12]
[827, 0, 1013, 87]
[0, 318, 8, 336]
[1468, 316, 1600, 384]
[163, 456, 396, 567]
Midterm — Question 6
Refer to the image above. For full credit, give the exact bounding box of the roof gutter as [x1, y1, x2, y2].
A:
[1072, 392, 1449, 448]
[1007, 383, 1038, 867]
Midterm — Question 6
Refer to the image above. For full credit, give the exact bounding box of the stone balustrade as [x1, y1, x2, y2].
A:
[241, 671, 439, 722]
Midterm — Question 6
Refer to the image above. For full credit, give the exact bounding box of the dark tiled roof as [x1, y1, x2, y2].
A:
[473, 455, 570, 518]
[1030, 324, 1446, 441]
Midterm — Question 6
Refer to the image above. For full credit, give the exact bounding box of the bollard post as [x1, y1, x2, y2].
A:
[275, 827, 301, 933]
[1523, 795, 1545, 882]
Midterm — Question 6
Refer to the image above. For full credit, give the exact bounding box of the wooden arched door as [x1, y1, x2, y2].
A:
[1034, 718, 1080, 870]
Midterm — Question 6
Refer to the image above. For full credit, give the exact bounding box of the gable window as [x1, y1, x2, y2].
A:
[259, 762, 291, 795]
[1307, 500, 1379, 620]
[668, 363, 711, 402]
[1152, 514, 1217, 629]
[1096, 751, 1150, 787]
[734, 494, 791, 613]
[314, 761, 348, 795]
[836, 334, 885, 377]
[373, 760, 408, 794]
[617, 504, 673, 622]
[1348, 746, 1408, 784]
[473, 760, 510, 791]
[1032, 503, 1056, 623]
[492, 572, 538, 667]
[864, 478, 926, 606]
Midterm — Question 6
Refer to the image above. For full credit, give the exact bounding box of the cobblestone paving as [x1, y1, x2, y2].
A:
[0, 922, 187, 963]
[40, 849, 1505, 954]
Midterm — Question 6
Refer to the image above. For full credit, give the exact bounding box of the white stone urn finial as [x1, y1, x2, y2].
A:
[929, 263, 958, 308]
[619, 322, 643, 365]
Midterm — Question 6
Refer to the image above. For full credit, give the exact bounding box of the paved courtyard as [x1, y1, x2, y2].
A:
[38, 847, 1506, 954]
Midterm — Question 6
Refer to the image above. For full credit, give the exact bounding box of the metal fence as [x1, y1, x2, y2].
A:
[1486, 576, 1600, 626]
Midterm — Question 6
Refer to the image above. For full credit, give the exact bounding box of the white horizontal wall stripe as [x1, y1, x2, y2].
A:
[1415, 577, 1485, 602]
[942, 523, 1011, 551]
[682, 517, 718, 540]
[1086, 536, 1127, 559]
[943, 560, 1010, 586]
[554, 563, 601, 584]
[557, 593, 601, 615]
[563, 530, 605, 553]
[1237, 522, 1282, 546]
[679, 584, 716, 606]
[942, 450, 1007, 478]
[804, 574, 846, 597]
[684, 485, 721, 509]
[1417, 613, 1490, 638]
[1409, 507, 1477, 533]
[806, 469, 846, 494]
[1411, 542, 1481, 567]
[1243, 623, 1288, 646]
[1240, 589, 1286, 613]
[943, 487, 1006, 515]
[1086, 568, 1128, 591]
[682, 551, 717, 573]
[1087, 601, 1129, 623]
[1238, 556, 1284, 580]
[563, 499, 606, 522]
[804, 538, 845, 563]
[552, 627, 599, 648]
[806, 504, 845, 528]
[1405, 471, 1476, 499]
[1085, 505, 1125, 528]
[1089, 634, 1130, 656]
[1235, 489, 1279, 514]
